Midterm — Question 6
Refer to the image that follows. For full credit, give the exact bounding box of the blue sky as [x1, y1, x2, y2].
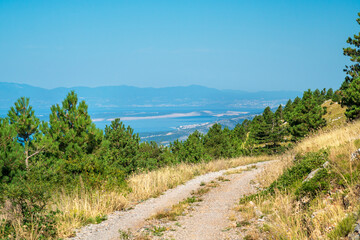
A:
[0, 0, 359, 91]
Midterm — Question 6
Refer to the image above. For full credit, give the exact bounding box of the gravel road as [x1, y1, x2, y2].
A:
[70, 161, 272, 240]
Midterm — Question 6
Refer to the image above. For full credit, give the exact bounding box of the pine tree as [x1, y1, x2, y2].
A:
[341, 12, 360, 91]
[275, 105, 284, 120]
[341, 13, 360, 120]
[283, 99, 293, 122]
[289, 90, 326, 139]
[181, 130, 207, 163]
[204, 123, 232, 158]
[325, 88, 334, 100]
[48, 91, 103, 174]
[104, 118, 140, 173]
[252, 106, 286, 148]
[7, 97, 40, 169]
[342, 77, 360, 120]
[0, 118, 23, 189]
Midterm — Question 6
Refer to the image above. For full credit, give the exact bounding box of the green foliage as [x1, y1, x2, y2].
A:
[171, 130, 209, 163]
[342, 77, 360, 120]
[0, 119, 23, 188]
[7, 97, 39, 145]
[7, 97, 43, 170]
[240, 150, 329, 204]
[48, 91, 104, 182]
[268, 151, 328, 193]
[341, 13, 360, 120]
[326, 88, 334, 100]
[295, 168, 332, 200]
[252, 106, 286, 149]
[328, 213, 357, 239]
[288, 90, 326, 140]
[341, 13, 360, 91]
[104, 118, 140, 174]
[204, 123, 234, 159]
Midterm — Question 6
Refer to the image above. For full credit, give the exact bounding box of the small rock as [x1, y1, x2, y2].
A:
[323, 161, 330, 168]
[303, 168, 320, 183]
[255, 209, 263, 218]
[354, 223, 360, 233]
[348, 233, 360, 240]
[351, 148, 360, 162]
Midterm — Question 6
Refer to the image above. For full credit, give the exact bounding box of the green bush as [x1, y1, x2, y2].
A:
[267, 150, 328, 193]
[328, 213, 357, 239]
[295, 168, 333, 200]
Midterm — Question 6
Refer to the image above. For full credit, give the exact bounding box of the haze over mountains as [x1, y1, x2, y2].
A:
[0, 82, 301, 111]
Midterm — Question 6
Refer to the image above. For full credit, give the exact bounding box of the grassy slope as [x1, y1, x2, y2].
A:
[234, 102, 360, 240]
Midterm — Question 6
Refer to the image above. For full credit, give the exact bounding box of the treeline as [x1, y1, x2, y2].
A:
[0, 87, 334, 238]
[172, 88, 337, 159]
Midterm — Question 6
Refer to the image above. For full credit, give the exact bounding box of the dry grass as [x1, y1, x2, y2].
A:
[235, 120, 360, 240]
[294, 120, 360, 154]
[322, 100, 347, 131]
[52, 155, 272, 238]
[127, 155, 273, 202]
[255, 154, 293, 188]
[53, 188, 129, 237]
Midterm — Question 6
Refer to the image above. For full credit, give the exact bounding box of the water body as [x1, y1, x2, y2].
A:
[0, 107, 261, 144]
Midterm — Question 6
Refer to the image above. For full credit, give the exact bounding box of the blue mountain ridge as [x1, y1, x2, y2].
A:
[0, 82, 301, 110]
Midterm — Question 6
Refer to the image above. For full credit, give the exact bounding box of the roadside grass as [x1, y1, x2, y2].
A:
[51, 155, 273, 238]
[234, 119, 360, 239]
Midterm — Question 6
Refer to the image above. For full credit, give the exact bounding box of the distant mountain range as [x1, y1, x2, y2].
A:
[0, 82, 302, 111]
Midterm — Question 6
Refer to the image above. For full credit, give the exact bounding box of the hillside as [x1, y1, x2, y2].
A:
[0, 87, 340, 239]
[64, 102, 360, 239]
[232, 104, 360, 239]
[0, 82, 301, 111]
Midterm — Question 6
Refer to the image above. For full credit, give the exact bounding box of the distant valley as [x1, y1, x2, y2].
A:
[0, 82, 301, 143]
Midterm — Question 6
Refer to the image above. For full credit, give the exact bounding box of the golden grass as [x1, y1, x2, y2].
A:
[53, 155, 272, 238]
[322, 100, 346, 131]
[53, 188, 129, 237]
[255, 154, 293, 188]
[235, 120, 360, 240]
[294, 120, 360, 154]
[127, 155, 272, 202]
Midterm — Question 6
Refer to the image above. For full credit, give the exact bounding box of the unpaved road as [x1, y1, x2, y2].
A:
[71, 161, 272, 240]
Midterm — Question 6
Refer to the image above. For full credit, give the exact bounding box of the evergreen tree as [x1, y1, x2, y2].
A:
[341, 12, 360, 91]
[341, 13, 360, 120]
[0, 118, 23, 191]
[204, 123, 232, 158]
[252, 107, 286, 148]
[180, 130, 207, 163]
[313, 89, 324, 105]
[275, 105, 284, 120]
[283, 99, 293, 122]
[325, 88, 334, 100]
[321, 88, 327, 97]
[7, 97, 40, 169]
[104, 118, 140, 174]
[48, 91, 103, 175]
[289, 90, 326, 139]
[342, 77, 360, 120]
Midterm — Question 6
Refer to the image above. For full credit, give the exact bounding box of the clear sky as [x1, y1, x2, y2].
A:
[0, 0, 360, 91]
